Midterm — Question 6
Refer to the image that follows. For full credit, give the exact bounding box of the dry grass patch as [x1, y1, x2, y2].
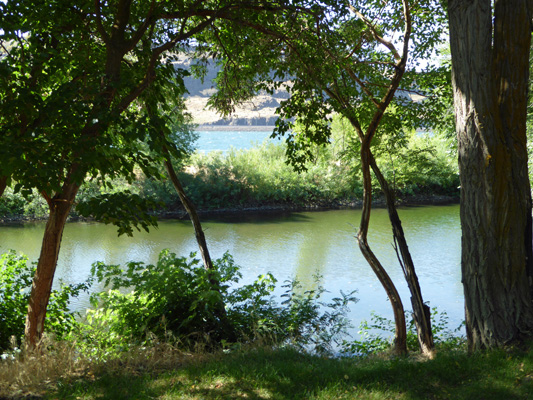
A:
[0, 335, 200, 399]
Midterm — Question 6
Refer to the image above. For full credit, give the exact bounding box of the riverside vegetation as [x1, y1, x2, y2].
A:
[2, 1, 533, 397]
[3, 128, 530, 398]
[0, 121, 513, 399]
[2, 251, 533, 399]
[0, 120, 517, 400]
[0, 119, 460, 220]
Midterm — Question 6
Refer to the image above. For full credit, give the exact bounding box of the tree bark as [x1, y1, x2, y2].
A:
[370, 155, 435, 357]
[359, 142, 407, 355]
[448, 0, 533, 350]
[346, 107, 434, 355]
[164, 157, 214, 272]
[24, 182, 80, 348]
[0, 176, 7, 198]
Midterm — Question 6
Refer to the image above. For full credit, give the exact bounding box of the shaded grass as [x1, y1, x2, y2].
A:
[28, 345, 533, 400]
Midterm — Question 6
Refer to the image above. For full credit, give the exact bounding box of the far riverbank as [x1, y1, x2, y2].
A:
[156, 193, 460, 221]
[0, 128, 460, 223]
[0, 193, 459, 225]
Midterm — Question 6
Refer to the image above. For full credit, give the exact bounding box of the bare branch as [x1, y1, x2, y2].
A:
[125, 0, 157, 53]
[343, 66, 381, 108]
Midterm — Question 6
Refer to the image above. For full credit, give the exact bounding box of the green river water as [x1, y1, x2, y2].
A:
[0, 204, 463, 337]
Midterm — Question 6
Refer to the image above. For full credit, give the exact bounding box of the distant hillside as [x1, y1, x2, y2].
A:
[175, 57, 425, 131]
[175, 57, 288, 130]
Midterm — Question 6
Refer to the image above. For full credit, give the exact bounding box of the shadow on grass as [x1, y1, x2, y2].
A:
[49, 345, 533, 400]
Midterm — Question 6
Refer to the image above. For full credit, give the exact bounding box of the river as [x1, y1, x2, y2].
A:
[0, 204, 464, 339]
[1, 130, 464, 340]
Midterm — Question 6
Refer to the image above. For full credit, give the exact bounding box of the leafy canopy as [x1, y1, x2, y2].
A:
[198, 0, 450, 170]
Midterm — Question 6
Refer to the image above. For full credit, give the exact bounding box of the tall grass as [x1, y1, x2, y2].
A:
[177, 141, 360, 210]
[168, 129, 460, 211]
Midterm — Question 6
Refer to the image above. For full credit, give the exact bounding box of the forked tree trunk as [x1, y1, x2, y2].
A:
[370, 155, 434, 357]
[359, 144, 407, 355]
[448, 0, 533, 350]
[24, 182, 80, 348]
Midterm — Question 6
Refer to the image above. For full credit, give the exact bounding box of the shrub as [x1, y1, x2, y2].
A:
[0, 188, 26, 218]
[179, 141, 358, 209]
[0, 188, 48, 219]
[84, 250, 358, 355]
[0, 251, 92, 352]
[341, 308, 466, 356]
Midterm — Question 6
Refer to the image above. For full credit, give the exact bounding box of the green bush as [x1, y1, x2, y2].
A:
[0, 251, 92, 352]
[0, 120, 461, 220]
[87, 251, 238, 345]
[84, 250, 358, 355]
[0, 187, 48, 219]
[0, 187, 26, 217]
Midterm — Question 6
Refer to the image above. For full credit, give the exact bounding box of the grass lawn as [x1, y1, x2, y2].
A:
[32, 345, 533, 400]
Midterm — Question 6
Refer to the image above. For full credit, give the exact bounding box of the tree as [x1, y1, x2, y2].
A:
[0, 0, 302, 347]
[141, 91, 235, 339]
[448, 0, 533, 350]
[202, 0, 448, 356]
[0, 0, 196, 347]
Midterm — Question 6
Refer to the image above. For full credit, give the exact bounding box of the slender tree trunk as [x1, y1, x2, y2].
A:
[164, 157, 214, 272]
[449, 0, 533, 350]
[24, 182, 79, 348]
[359, 143, 407, 355]
[164, 155, 235, 341]
[345, 111, 431, 355]
[370, 154, 434, 357]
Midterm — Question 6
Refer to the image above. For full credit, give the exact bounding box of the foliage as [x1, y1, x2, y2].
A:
[2, 0, 315, 344]
[0, 187, 49, 220]
[329, 114, 459, 197]
[0, 126, 461, 220]
[341, 308, 466, 356]
[0, 0, 205, 345]
[0, 187, 26, 218]
[0, 251, 92, 352]
[228, 275, 358, 355]
[82, 250, 357, 356]
[201, 0, 450, 171]
[75, 190, 162, 237]
[180, 140, 359, 209]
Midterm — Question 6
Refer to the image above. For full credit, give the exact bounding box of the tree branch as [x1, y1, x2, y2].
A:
[94, 0, 110, 44]
[125, 0, 157, 53]
[116, 17, 215, 114]
[348, 4, 401, 61]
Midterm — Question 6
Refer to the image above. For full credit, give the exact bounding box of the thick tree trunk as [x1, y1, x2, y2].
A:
[370, 155, 435, 357]
[0, 176, 7, 198]
[24, 183, 79, 348]
[359, 144, 407, 355]
[449, 0, 533, 350]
